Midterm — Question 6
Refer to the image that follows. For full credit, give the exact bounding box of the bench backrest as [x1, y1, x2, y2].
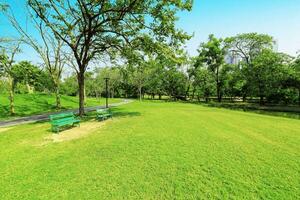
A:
[49, 112, 75, 121]
[96, 109, 110, 114]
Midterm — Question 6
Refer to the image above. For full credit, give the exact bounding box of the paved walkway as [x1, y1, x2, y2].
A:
[0, 99, 133, 127]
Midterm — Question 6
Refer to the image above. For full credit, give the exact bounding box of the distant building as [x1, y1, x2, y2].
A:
[225, 39, 279, 65]
[272, 39, 279, 52]
[225, 52, 243, 65]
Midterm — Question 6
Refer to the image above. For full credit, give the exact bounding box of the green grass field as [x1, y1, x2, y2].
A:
[0, 101, 299, 199]
[0, 93, 121, 120]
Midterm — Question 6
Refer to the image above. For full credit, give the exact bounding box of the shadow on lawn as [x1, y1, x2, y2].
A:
[41, 107, 141, 133]
[76, 107, 141, 122]
[199, 102, 300, 120]
[0, 94, 75, 120]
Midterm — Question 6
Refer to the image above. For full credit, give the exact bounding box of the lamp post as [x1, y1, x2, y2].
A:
[104, 77, 109, 108]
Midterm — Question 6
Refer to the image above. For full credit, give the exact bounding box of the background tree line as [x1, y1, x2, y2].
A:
[1, 32, 300, 117]
[62, 33, 300, 106]
[0, 1, 299, 117]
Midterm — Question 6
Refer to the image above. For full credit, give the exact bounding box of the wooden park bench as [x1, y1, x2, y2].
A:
[96, 109, 112, 121]
[49, 112, 80, 133]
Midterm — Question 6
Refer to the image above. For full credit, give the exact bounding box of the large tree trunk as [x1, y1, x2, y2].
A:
[83, 84, 87, 106]
[191, 88, 196, 100]
[259, 96, 264, 105]
[55, 85, 61, 109]
[138, 85, 142, 101]
[51, 77, 61, 109]
[77, 72, 85, 116]
[9, 78, 15, 115]
[242, 94, 247, 102]
[217, 82, 222, 102]
[185, 85, 190, 100]
[197, 94, 201, 102]
[95, 90, 99, 100]
[26, 83, 34, 94]
[205, 96, 209, 103]
[259, 84, 264, 105]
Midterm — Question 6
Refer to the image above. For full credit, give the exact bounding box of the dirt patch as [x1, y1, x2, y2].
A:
[0, 127, 13, 133]
[40, 120, 109, 145]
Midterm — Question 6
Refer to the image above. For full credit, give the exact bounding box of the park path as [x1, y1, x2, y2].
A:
[0, 99, 133, 128]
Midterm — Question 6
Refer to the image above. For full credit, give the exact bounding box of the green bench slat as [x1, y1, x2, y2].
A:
[96, 109, 112, 120]
[49, 112, 80, 133]
[52, 119, 79, 126]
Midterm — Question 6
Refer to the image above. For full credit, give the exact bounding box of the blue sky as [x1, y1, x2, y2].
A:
[1, 0, 300, 63]
[178, 0, 300, 56]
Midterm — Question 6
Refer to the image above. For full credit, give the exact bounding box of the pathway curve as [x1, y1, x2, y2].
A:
[0, 99, 133, 127]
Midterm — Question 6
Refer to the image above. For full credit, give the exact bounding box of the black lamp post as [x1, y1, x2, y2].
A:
[104, 77, 109, 108]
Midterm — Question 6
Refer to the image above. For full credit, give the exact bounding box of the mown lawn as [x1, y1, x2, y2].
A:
[0, 93, 121, 120]
[0, 101, 299, 199]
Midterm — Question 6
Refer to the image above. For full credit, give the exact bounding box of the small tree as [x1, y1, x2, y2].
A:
[290, 55, 300, 105]
[193, 67, 215, 102]
[251, 49, 287, 105]
[196, 34, 226, 102]
[144, 59, 165, 99]
[0, 41, 22, 115]
[2, 5, 65, 109]
[16, 61, 41, 94]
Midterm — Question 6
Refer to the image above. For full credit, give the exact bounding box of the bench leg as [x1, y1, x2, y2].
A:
[55, 127, 59, 133]
[74, 123, 80, 127]
[52, 126, 59, 133]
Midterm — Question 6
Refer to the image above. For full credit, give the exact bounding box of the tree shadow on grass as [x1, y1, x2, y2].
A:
[198, 102, 300, 120]
[0, 106, 10, 119]
[60, 95, 78, 105]
[111, 107, 141, 117]
[0, 95, 73, 120]
[75, 107, 141, 122]
[38, 107, 141, 133]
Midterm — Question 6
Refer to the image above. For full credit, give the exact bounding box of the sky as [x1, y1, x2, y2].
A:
[178, 0, 300, 56]
[1, 0, 300, 63]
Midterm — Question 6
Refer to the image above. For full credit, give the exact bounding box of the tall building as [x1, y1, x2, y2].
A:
[225, 39, 279, 65]
[273, 39, 279, 52]
[225, 52, 243, 65]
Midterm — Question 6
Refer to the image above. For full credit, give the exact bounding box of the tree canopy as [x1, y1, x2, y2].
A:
[27, 0, 193, 115]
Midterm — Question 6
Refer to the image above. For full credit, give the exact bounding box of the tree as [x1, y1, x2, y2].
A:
[225, 33, 274, 101]
[225, 33, 274, 64]
[196, 34, 226, 102]
[144, 59, 165, 99]
[221, 64, 245, 101]
[2, 5, 66, 109]
[91, 67, 122, 99]
[290, 55, 300, 105]
[193, 67, 215, 102]
[28, 0, 192, 116]
[119, 64, 136, 98]
[15, 61, 41, 94]
[61, 74, 79, 96]
[163, 67, 187, 100]
[0, 41, 21, 115]
[251, 49, 287, 105]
